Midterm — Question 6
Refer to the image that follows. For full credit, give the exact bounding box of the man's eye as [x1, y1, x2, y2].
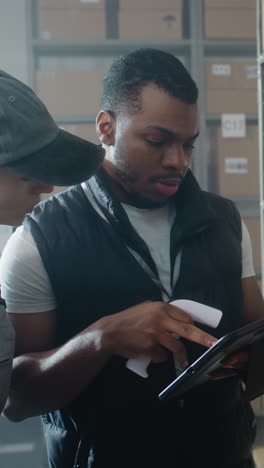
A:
[146, 138, 164, 147]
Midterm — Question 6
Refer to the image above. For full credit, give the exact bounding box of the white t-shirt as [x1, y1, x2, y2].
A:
[0, 201, 255, 314]
[122, 202, 177, 298]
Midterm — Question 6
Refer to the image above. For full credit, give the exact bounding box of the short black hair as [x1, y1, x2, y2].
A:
[101, 48, 198, 115]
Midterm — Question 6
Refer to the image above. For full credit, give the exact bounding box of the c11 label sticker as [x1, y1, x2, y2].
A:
[221, 114, 246, 138]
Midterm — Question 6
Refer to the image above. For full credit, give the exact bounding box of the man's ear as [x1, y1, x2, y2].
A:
[96, 111, 116, 146]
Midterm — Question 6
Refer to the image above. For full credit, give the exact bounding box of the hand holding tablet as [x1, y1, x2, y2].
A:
[159, 318, 264, 401]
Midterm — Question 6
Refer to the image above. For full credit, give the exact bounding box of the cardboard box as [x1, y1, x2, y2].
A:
[119, 8, 182, 40]
[39, 8, 106, 40]
[215, 125, 260, 198]
[206, 61, 258, 114]
[39, 0, 104, 9]
[72, 0, 104, 8]
[119, 0, 182, 8]
[60, 123, 100, 144]
[242, 217, 261, 272]
[39, 0, 73, 8]
[205, 0, 253, 4]
[204, 0, 256, 39]
[36, 69, 105, 117]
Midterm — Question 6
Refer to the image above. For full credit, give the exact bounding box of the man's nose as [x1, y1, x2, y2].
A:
[162, 145, 189, 171]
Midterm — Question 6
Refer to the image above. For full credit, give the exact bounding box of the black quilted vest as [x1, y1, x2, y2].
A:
[25, 169, 256, 468]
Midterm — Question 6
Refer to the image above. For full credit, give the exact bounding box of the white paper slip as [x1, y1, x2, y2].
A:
[170, 299, 223, 328]
[125, 299, 223, 378]
[125, 357, 150, 378]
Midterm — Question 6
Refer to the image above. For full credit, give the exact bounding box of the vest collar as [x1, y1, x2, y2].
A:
[171, 169, 219, 244]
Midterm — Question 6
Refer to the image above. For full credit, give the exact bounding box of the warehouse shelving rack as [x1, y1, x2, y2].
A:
[31, 0, 260, 279]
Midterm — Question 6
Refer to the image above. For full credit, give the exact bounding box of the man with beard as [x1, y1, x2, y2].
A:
[0, 49, 263, 467]
[0, 70, 104, 414]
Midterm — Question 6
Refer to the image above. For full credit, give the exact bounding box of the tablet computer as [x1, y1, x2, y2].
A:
[158, 318, 264, 401]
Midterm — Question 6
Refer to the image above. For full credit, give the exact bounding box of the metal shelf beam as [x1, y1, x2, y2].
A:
[54, 117, 96, 125]
[206, 114, 258, 124]
[53, 114, 259, 126]
[203, 40, 257, 57]
[32, 38, 258, 60]
[32, 39, 191, 57]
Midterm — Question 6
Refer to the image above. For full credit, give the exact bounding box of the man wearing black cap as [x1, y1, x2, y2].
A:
[0, 70, 104, 413]
[0, 70, 104, 225]
[1, 50, 263, 467]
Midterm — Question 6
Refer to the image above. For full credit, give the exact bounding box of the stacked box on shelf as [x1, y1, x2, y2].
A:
[36, 68, 105, 118]
[206, 60, 258, 114]
[214, 125, 260, 198]
[118, 0, 182, 40]
[211, 123, 261, 274]
[39, 0, 106, 40]
[204, 0, 256, 39]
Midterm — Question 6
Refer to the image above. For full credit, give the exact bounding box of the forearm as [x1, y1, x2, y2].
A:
[4, 323, 111, 421]
[4, 300, 219, 421]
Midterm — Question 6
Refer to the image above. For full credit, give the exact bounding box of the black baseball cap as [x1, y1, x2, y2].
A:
[0, 70, 104, 186]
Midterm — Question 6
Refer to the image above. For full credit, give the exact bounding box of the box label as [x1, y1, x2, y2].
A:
[224, 158, 248, 174]
[221, 114, 246, 138]
[211, 64, 231, 76]
[246, 65, 258, 80]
